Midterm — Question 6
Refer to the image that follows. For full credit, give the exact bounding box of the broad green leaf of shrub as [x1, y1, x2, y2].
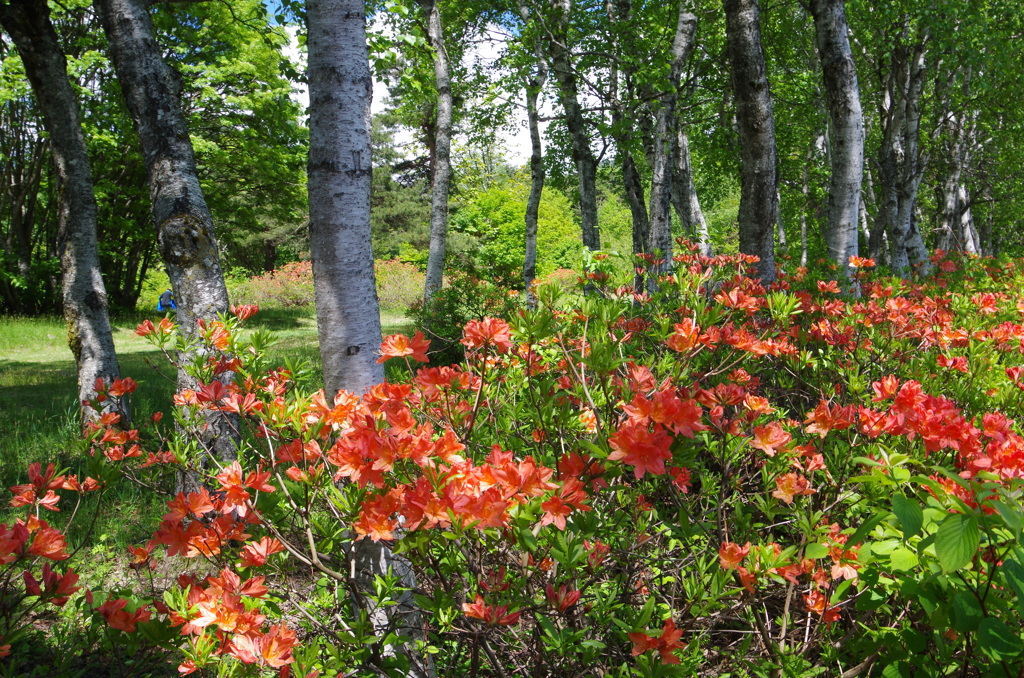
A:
[951, 591, 983, 632]
[978, 617, 1024, 661]
[889, 547, 918, 572]
[891, 494, 923, 540]
[934, 513, 979, 572]
[1001, 558, 1024, 616]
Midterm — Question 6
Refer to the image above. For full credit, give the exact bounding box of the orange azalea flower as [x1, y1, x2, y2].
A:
[736, 566, 757, 593]
[803, 590, 840, 623]
[461, 317, 514, 353]
[545, 583, 581, 613]
[378, 331, 430, 363]
[743, 394, 774, 415]
[107, 377, 137, 397]
[579, 408, 598, 433]
[937, 354, 969, 373]
[608, 421, 673, 479]
[848, 255, 875, 268]
[630, 617, 686, 664]
[749, 422, 792, 457]
[230, 304, 259, 321]
[216, 462, 252, 516]
[669, 466, 692, 493]
[666, 318, 701, 353]
[239, 537, 286, 568]
[871, 375, 900, 402]
[719, 541, 751, 570]
[98, 597, 151, 632]
[772, 473, 815, 504]
[229, 624, 297, 668]
[804, 400, 855, 438]
[28, 524, 69, 561]
[462, 594, 521, 625]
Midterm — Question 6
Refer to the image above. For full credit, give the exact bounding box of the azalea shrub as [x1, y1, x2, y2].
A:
[229, 260, 316, 308]
[4, 243, 1024, 677]
[228, 258, 424, 314]
[408, 270, 522, 365]
[374, 258, 426, 314]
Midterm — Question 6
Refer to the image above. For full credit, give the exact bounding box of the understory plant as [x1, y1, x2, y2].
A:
[2, 243, 1024, 677]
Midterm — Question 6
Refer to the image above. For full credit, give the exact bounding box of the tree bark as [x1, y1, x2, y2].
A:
[94, 0, 231, 355]
[0, 0, 122, 423]
[95, 0, 237, 475]
[671, 129, 711, 256]
[420, 0, 453, 299]
[724, 0, 777, 285]
[810, 0, 863, 282]
[874, 32, 931, 278]
[546, 0, 600, 251]
[305, 2, 429, 674]
[519, 3, 548, 307]
[648, 2, 697, 278]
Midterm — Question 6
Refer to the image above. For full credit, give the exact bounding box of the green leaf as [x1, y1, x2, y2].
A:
[1001, 559, 1024, 616]
[951, 592, 984, 632]
[934, 513, 980, 572]
[848, 510, 888, 547]
[892, 495, 924, 540]
[978, 617, 1024, 660]
[889, 547, 918, 572]
[882, 661, 909, 678]
[805, 542, 829, 559]
[990, 500, 1024, 536]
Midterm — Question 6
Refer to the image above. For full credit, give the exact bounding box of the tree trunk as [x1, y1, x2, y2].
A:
[94, 0, 231, 354]
[306, 2, 429, 674]
[875, 33, 930, 278]
[605, 0, 646, 290]
[648, 2, 697, 276]
[547, 0, 600, 251]
[421, 0, 453, 299]
[95, 0, 237, 473]
[671, 129, 711, 256]
[0, 0, 122, 423]
[724, 0, 777, 285]
[810, 0, 863, 281]
[519, 3, 549, 307]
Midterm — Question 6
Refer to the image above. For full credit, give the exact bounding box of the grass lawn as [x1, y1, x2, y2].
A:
[0, 307, 411, 550]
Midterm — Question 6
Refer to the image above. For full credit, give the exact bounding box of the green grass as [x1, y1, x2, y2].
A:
[0, 307, 412, 551]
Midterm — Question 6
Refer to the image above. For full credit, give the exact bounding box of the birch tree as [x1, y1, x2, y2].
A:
[545, 0, 600, 251]
[648, 0, 697, 277]
[94, 0, 237, 472]
[724, 0, 777, 284]
[306, 0, 428, 672]
[420, 0, 453, 299]
[0, 0, 121, 423]
[93, 0, 231, 357]
[810, 0, 863, 281]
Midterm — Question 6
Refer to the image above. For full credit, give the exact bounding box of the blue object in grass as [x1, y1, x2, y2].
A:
[157, 288, 177, 312]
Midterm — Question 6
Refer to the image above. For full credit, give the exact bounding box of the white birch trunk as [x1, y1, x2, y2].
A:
[548, 0, 600, 251]
[648, 2, 698, 276]
[0, 0, 122, 424]
[306, 2, 430, 674]
[724, 0, 778, 285]
[811, 0, 864, 282]
[671, 130, 711, 256]
[421, 0, 453, 299]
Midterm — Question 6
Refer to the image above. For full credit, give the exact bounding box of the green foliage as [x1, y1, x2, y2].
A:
[451, 171, 581, 287]
[374, 258, 425, 313]
[407, 271, 521, 364]
[8, 249, 1024, 675]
